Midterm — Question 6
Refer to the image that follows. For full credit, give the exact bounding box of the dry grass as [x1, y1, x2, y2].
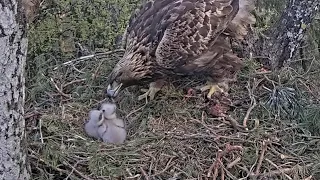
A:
[25, 0, 320, 179]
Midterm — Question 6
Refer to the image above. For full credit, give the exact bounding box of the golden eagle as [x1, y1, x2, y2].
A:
[106, 0, 255, 100]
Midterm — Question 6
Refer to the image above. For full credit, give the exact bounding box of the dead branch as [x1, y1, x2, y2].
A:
[227, 157, 242, 169]
[243, 80, 257, 129]
[255, 140, 269, 175]
[62, 79, 86, 88]
[50, 77, 71, 98]
[53, 49, 125, 70]
[140, 167, 150, 180]
[207, 144, 243, 178]
[265, 158, 293, 180]
[62, 161, 93, 180]
[250, 163, 313, 179]
[225, 116, 248, 132]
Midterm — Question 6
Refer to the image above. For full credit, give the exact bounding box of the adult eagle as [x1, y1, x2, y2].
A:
[106, 0, 255, 100]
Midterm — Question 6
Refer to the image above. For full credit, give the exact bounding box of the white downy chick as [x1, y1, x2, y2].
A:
[98, 103, 126, 144]
[84, 109, 103, 140]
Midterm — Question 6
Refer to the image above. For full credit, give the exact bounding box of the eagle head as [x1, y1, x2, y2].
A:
[106, 51, 154, 98]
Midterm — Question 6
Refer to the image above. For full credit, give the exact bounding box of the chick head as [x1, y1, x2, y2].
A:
[88, 110, 103, 124]
[100, 103, 117, 119]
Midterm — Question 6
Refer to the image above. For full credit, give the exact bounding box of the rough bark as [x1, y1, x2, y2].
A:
[0, 0, 29, 179]
[259, 0, 320, 70]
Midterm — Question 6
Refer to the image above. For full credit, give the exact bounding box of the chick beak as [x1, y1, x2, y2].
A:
[106, 82, 123, 97]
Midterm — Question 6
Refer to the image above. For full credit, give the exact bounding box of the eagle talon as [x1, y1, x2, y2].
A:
[138, 86, 161, 101]
[200, 82, 227, 99]
[137, 80, 165, 101]
[208, 85, 224, 99]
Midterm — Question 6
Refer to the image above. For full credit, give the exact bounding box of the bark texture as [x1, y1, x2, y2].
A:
[259, 0, 320, 69]
[0, 0, 29, 179]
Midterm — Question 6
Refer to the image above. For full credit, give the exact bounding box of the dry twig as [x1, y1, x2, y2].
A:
[243, 80, 257, 129]
[227, 157, 242, 169]
[63, 161, 93, 180]
[54, 49, 125, 70]
[50, 77, 71, 98]
[265, 158, 293, 180]
[255, 140, 269, 175]
[207, 144, 243, 178]
[250, 163, 313, 179]
[140, 167, 150, 180]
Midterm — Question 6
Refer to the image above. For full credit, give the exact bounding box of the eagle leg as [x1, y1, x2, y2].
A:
[138, 80, 166, 101]
[200, 81, 229, 99]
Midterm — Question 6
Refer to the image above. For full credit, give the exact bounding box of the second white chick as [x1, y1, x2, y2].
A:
[97, 103, 126, 144]
[84, 110, 103, 140]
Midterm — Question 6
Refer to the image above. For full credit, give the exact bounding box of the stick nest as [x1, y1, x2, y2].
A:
[26, 49, 320, 179]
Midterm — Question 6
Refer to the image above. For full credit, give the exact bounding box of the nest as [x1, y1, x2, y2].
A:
[25, 49, 320, 179]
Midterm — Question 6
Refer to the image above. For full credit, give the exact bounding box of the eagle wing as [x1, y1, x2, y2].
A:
[123, 0, 240, 69]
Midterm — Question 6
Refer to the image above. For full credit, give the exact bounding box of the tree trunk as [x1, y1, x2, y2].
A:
[0, 0, 29, 179]
[259, 0, 320, 70]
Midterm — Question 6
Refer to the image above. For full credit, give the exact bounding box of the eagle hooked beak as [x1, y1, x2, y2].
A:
[106, 81, 123, 97]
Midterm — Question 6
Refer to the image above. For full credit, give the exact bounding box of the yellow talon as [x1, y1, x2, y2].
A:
[199, 82, 227, 99]
[207, 85, 223, 99]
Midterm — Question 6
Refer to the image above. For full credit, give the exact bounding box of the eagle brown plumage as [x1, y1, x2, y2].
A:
[106, 0, 255, 100]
